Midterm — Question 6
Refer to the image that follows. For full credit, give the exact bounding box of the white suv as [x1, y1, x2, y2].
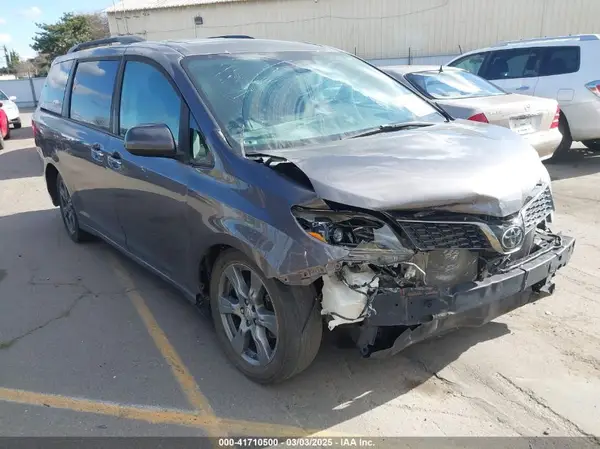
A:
[447, 34, 600, 156]
[0, 90, 21, 129]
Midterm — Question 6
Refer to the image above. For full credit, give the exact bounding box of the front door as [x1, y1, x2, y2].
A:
[105, 59, 189, 283]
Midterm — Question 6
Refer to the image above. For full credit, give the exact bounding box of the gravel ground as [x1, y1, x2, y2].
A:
[0, 113, 599, 439]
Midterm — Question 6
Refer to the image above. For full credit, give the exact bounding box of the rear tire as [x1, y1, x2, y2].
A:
[582, 140, 600, 152]
[549, 113, 572, 162]
[56, 174, 94, 243]
[210, 249, 322, 384]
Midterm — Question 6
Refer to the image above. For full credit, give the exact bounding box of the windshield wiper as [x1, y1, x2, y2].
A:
[348, 121, 435, 139]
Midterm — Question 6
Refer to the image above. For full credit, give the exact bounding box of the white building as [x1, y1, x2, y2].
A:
[105, 0, 600, 63]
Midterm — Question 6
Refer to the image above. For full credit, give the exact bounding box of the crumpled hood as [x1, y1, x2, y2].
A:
[258, 120, 551, 217]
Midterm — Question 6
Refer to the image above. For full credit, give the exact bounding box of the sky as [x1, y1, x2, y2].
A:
[0, 0, 112, 64]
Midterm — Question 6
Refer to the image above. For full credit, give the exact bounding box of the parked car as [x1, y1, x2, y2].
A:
[383, 65, 562, 161]
[0, 107, 9, 150]
[33, 36, 575, 384]
[0, 90, 21, 129]
[447, 34, 600, 156]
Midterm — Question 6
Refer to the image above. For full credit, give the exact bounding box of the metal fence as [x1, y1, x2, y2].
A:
[369, 53, 459, 68]
[0, 77, 47, 108]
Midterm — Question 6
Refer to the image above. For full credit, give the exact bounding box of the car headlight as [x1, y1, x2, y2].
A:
[292, 207, 414, 264]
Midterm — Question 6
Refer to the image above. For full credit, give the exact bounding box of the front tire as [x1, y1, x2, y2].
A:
[13, 119, 21, 130]
[582, 140, 600, 152]
[210, 249, 322, 384]
[56, 174, 93, 243]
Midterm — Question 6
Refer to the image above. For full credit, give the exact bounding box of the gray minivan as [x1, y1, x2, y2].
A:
[33, 36, 575, 383]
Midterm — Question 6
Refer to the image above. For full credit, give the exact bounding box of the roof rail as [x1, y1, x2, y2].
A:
[493, 34, 599, 47]
[208, 35, 254, 39]
[68, 36, 145, 54]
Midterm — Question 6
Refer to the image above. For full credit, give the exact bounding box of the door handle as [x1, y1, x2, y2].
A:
[90, 143, 104, 163]
[107, 151, 122, 170]
[516, 86, 530, 91]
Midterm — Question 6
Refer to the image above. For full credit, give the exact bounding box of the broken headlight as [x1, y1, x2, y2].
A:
[292, 207, 414, 264]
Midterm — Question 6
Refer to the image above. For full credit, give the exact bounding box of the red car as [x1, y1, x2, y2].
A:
[0, 106, 9, 150]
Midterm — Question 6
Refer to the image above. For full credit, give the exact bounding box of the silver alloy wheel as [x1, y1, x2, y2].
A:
[58, 179, 77, 235]
[217, 263, 278, 366]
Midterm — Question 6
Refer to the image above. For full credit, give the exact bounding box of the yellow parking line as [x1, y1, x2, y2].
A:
[0, 387, 318, 436]
[111, 260, 216, 417]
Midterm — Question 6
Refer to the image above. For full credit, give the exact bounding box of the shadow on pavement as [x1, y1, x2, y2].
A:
[0, 207, 511, 435]
[545, 146, 600, 181]
[0, 147, 43, 181]
[9, 126, 34, 141]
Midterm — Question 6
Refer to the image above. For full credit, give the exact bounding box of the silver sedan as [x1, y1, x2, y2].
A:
[383, 65, 562, 161]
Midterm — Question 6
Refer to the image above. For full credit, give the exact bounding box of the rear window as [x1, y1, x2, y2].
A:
[405, 70, 505, 100]
[539, 46, 580, 76]
[69, 60, 120, 131]
[39, 60, 74, 114]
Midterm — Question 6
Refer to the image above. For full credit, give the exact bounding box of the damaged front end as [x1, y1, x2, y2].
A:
[289, 183, 575, 358]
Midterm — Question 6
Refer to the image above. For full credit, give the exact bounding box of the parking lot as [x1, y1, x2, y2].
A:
[1, 112, 599, 438]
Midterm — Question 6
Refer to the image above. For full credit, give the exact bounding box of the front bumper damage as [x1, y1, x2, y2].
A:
[355, 235, 575, 358]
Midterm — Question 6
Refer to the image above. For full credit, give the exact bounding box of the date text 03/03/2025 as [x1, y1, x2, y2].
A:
[217, 438, 376, 447]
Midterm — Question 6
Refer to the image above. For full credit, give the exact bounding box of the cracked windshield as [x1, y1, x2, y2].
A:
[185, 52, 444, 151]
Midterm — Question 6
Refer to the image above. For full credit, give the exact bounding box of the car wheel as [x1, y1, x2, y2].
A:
[549, 113, 572, 162]
[582, 140, 600, 152]
[57, 174, 93, 243]
[210, 249, 322, 384]
[13, 121, 21, 130]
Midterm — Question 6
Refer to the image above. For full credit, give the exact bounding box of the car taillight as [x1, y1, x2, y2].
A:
[585, 80, 600, 97]
[467, 112, 489, 123]
[551, 107, 560, 129]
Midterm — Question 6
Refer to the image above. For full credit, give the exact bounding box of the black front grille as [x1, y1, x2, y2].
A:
[399, 222, 491, 251]
[523, 187, 554, 229]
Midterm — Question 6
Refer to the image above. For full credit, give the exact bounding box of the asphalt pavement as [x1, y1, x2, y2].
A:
[1, 113, 599, 439]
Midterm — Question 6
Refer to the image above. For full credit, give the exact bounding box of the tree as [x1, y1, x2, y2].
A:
[8, 50, 20, 72]
[31, 12, 110, 62]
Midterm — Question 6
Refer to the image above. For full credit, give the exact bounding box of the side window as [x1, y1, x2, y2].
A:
[69, 60, 119, 130]
[539, 46, 581, 76]
[190, 116, 210, 164]
[39, 60, 74, 114]
[484, 48, 543, 80]
[449, 53, 487, 75]
[119, 61, 181, 144]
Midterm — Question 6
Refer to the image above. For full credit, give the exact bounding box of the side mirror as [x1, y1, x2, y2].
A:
[9, 96, 16, 101]
[124, 124, 177, 157]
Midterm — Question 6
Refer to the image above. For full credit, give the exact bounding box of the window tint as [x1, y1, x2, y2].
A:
[69, 60, 119, 130]
[39, 60, 74, 114]
[485, 48, 543, 80]
[119, 61, 181, 144]
[0, 90, 8, 101]
[449, 53, 486, 74]
[540, 46, 580, 76]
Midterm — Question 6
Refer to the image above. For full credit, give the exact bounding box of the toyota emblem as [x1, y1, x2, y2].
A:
[501, 226, 525, 250]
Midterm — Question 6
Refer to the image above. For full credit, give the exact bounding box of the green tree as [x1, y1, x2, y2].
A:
[8, 50, 20, 72]
[31, 12, 110, 62]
